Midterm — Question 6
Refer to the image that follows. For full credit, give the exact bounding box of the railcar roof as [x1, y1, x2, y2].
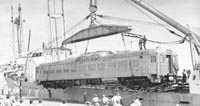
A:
[38, 58, 76, 67]
[37, 47, 177, 66]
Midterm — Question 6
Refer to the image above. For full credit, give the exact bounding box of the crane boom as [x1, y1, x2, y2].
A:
[130, 0, 200, 69]
[130, 0, 200, 45]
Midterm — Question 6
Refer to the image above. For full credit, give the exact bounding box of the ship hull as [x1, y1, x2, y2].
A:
[22, 87, 200, 106]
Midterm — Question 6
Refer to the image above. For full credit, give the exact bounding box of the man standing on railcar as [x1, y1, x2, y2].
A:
[142, 35, 147, 50]
[139, 37, 143, 50]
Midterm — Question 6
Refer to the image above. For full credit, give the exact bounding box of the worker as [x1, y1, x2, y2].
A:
[3, 95, 13, 106]
[19, 99, 24, 106]
[29, 100, 34, 106]
[12, 96, 20, 106]
[92, 94, 101, 106]
[182, 69, 187, 84]
[84, 93, 92, 106]
[83, 93, 87, 103]
[139, 37, 143, 50]
[130, 99, 137, 106]
[37, 100, 43, 106]
[85, 101, 92, 106]
[115, 101, 122, 106]
[134, 96, 141, 106]
[102, 95, 110, 106]
[48, 89, 52, 99]
[186, 69, 191, 79]
[59, 100, 67, 106]
[0, 99, 3, 106]
[142, 35, 147, 50]
[111, 92, 123, 106]
[176, 104, 181, 106]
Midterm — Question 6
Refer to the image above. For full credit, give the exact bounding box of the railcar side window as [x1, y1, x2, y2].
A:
[130, 60, 139, 67]
[160, 55, 164, 63]
[56, 69, 62, 73]
[88, 64, 96, 71]
[118, 60, 128, 69]
[63, 69, 70, 72]
[151, 56, 157, 63]
[43, 70, 46, 74]
[98, 63, 106, 70]
[71, 69, 77, 72]
[40, 70, 43, 74]
[78, 65, 87, 71]
[71, 64, 77, 72]
[108, 62, 116, 70]
[51, 70, 55, 73]
[36, 69, 39, 73]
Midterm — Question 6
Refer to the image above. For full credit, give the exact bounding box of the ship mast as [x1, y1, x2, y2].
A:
[47, 0, 53, 49]
[11, 5, 16, 60]
[14, 4, 25, 58]
[61, 0, 66, 39]
[47, 0, 67, 61]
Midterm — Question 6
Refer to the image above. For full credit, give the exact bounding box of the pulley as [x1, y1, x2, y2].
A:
[89, 0, 97, 13]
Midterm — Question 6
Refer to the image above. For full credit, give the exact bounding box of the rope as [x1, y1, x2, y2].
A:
[100, 21, 185, 46]
[124, 33, 187, 45]
[147, 39, 182, 45]
[121, 34, 127, 50]
[84, 40, 90, 54]
[98, 13, 184, 40]
[47, 15, 89, 46]
[97, 14, 165, 27]
[123, 0, 184, 39]
[64, 15, 90, 37]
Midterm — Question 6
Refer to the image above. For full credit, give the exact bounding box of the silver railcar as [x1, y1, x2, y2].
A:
[36, 48, 178, 89]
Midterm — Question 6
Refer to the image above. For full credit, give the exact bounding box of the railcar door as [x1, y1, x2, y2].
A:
[166, 55, 172, 74]
[150, 55, 157, 74]
[129, 58, 139, 76]
[159, 54, 168, 75]
[36, 67, 40, 81]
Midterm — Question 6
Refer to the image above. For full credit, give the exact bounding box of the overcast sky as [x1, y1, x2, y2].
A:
[0, 0, 200, 71]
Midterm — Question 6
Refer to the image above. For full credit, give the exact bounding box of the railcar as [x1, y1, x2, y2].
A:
[36, 48, 178, 89]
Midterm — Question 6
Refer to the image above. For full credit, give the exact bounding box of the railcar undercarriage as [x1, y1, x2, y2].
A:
[39, 75, 179, 91]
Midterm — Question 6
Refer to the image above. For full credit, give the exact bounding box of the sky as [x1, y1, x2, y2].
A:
[0, 0, 200, 71]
